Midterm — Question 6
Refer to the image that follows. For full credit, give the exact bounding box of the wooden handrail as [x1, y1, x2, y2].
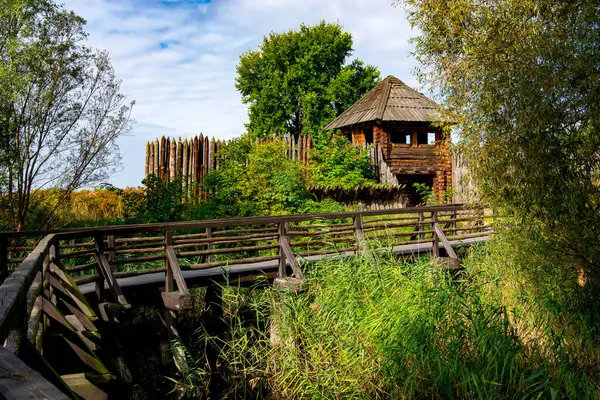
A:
[0, 204, 474, 239]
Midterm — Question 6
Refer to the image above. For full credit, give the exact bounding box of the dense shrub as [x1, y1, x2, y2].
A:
[199, 136, 327, 218]
[309, 134, 376, 189]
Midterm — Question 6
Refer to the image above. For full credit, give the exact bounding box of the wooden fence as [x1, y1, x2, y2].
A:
[144, 134, 314, 200]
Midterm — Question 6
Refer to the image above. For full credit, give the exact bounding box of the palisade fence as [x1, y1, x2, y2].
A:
[144, 134, 408, 208]
[144, 134, 314, 201]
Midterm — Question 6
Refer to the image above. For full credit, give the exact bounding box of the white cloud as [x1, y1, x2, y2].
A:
[62, 0, 420, 187]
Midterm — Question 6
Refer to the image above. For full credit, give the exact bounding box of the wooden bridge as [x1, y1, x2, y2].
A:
[0, 204, 492, 399]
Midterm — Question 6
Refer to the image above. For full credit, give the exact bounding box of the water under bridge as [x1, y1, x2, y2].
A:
[0, 204, 493, 398]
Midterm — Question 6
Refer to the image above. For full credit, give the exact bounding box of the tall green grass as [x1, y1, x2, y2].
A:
[168, 241, 598, 399]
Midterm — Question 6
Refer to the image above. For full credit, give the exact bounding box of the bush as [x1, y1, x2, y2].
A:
[309, 134, 376, 189]
[200, 136, 324, 218]
[120, 175, 187, 223]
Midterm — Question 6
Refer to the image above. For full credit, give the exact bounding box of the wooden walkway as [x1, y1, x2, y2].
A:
[0, 204, 493, 399]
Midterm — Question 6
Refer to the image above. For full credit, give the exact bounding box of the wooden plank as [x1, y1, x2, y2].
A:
[49, 263, 96, 319]
[165, 246, 188, 294]
[61, 300, 98, 335]
[353, 215, 366, 251]
[161, 292, 193, 311]
[278, 223, 287, 278]
[94, 237, 128, 307]
[280, 236, 303, 279]
[61, 336, 111, 376]
[0, 235, 53, 341]
[0, 346, 71, 399]
[433, 223, 458, 259]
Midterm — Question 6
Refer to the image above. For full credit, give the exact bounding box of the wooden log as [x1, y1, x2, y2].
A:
[210, 138, 216, 171]
[149, 142, 155, 178]
[153, 138, 160, 176]
[170, 138, 176, 182]
[144, 142, 150, 179]
[165, 138, 170, 183]
[173, 236, 277, 250]
[187, 144, 193, 201]
[189, 255, 280, 270]
[160, 136, 166, 180]
[182, 139, 189, 198]
[174, 232, 276, 246]
[65, 262, 96, 272]
[178, 243, 279, 258]
[176, 137, 183, 180]
[194, 136, 200, 200]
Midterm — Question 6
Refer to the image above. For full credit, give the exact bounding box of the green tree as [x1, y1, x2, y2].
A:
[399, 1, 600, 292]
[0, 0, 134, 231]
[235, 21, 380, 139]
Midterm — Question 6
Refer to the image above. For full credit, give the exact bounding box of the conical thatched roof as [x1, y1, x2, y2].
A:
[325, 75, 442, 130]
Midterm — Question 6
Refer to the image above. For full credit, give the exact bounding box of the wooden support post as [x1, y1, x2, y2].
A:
[432, 212, 439, 260]
[451, 210, 457, 236]
[206, 227, 213, 263]
[354, 214, 367, 249]
[163, 230, 192, 311]
[94, 236, 128, 307]
[165, 230, 173, 293]
[278, 222, 288, 278]
[107, 235, 115, 264]
[418, 212, 424, 240]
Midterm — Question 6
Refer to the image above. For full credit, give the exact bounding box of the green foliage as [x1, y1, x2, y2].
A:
[120, 175, 187, 223]
[236, 21, 380, 138]
[399, 0, 600, 293]
[200, 136, 315, 218]
[270, 251, 597, 399]
[414, 182, 456, 205]
[309, 134, 376, 189]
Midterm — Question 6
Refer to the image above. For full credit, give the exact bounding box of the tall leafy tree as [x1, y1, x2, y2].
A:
[236, 21, 380, 138]
[398, 1, 600, 289]
[0, 0, 134, 231]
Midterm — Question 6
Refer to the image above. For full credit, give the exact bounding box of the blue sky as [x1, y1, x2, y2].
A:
[63, 0, 419, 188]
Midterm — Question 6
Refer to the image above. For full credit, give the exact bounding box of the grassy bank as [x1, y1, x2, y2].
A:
[166, 240, 599, 399]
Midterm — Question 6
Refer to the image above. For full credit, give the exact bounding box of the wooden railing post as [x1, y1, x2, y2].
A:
[353, 214, 366, 251]
[93, 235, 106, 302]
[278, 222, 287, 278]
[107, 235, 115, 264]
[451, 210, 457, 236]
[165, 230, 174, 293]
[432, 212, 439, 260]
[206, 227, 213, 263]
[418, 212, 424, 241]
[0, 234, 8, 282]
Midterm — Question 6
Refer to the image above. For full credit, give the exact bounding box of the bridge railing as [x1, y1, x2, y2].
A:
[1, 204, 493, 287]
